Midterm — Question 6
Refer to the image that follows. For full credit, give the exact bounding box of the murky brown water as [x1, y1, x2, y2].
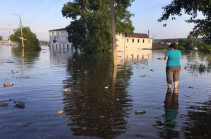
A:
[0, 45, 210, 138]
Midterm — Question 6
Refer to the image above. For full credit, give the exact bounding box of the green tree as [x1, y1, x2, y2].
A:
[158, 0, 211, 43]
[0, 36, 2, 40]
[10, 27, 40, 51]
[62, 0, 134, 54]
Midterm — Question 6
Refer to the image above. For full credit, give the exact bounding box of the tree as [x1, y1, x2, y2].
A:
[10, 27, 40, 51]
[62, 0, 134, 54]
[0, 36, 2, 40]
[158, 0, 211, 43]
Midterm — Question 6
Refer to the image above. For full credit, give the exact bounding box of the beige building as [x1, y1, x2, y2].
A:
[116, 33, 152, 52]
[116, 33, 152, 64]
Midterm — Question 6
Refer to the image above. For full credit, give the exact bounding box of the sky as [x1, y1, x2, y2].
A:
[0, 0, 199, 41]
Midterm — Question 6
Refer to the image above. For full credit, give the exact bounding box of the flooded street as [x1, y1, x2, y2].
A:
[0, 45, 210, 138]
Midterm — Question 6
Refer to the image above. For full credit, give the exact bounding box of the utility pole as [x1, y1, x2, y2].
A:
[8, 29, 11, 45]
[109, 0, 117, 66]
[13, 14, 25, 48]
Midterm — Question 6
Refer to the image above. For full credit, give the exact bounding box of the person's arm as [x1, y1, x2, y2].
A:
[164, 51, 169, 60]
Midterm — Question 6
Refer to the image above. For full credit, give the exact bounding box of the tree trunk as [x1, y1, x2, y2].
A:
[109, 0, 117, 66]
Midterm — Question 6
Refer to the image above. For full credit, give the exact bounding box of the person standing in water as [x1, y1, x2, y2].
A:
[164, 43, 181, 90]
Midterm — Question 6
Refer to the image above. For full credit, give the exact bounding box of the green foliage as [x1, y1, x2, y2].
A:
[0, 36, 2, 40]
[154, 46, 168, 50]
[176, 45, 185, 50]
[198, 42, 211, 53]
[178, 35, 200, 50]
[158, 0, 211, 43]
[62, 0, 134, 54]
[39, 41, 49, 46]
[10, 27, 40, 51]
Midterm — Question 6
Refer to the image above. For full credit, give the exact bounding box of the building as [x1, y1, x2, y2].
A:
[157, 39, 180, 45]
[0, 40, 9, 45]
[116, 33, 152, 64]
[0, 40, 16, 45]
[116, 33, 152, 52]
[49, 28, 71, 47]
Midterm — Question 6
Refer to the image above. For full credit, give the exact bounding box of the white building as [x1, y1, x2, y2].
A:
[116, 33, 152, 64]
[49, 28, 71, 47]
[116, 33, 152, 52]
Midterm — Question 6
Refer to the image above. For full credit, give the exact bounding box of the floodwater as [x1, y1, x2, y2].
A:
[0, 45, 210, 139]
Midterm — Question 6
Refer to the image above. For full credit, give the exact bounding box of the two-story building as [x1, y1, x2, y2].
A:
[116, 33, 152, 52]
[49, 28, 71, 47]
[116, 33, 152, 63]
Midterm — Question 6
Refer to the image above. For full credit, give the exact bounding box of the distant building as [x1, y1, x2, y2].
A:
[116, 33, 152, 64]
[0, 40, 15, 45]
[49, 28, 71, 47]
[158, 39, 179, 45]
[0, 40, 9, 45]
[116, 33, 152, 52]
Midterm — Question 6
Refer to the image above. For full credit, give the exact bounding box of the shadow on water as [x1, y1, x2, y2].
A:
[62, 53, 133, 138]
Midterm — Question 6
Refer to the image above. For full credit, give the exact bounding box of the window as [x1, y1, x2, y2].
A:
[143, 39, 145, 43]
[148, 39, 150, 43]
[127, 39, 129, 42]
[138, 39, 139, 43]
[132, 39, 134, 43]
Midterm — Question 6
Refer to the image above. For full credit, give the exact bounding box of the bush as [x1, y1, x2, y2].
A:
[198, 43, 211, 53]
[176, 45, 185, 50]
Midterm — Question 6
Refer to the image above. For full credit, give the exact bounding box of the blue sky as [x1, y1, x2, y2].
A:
[0, 0, 197, 41]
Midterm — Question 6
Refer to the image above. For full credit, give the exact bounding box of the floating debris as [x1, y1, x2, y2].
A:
[0, 103, 8, 108]
[62, 88, 72, 92]
[150, 69, 154, 72]
[13, 76, 30, 79]
[23, 122, 33, 127]
[162, 114, 166, 118]
[58, 110, 63, 114]
[189, 86, 194, 89]
[135, 110, 146, 115]
[14, 100, 25, 108]
[140, 74, 146, 77]
[104, 86, 109, 89]
[11, 70, 18, 74]
[157, 58, 162, 60]
[4, 82, 13, 87]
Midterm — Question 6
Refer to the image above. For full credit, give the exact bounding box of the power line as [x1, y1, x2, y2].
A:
[26, 0, 61, 23]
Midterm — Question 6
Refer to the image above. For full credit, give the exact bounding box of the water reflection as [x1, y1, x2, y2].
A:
[183, 100, 211, 138]
[11, 47, 40, 64]
[62, 54, 133, 138]
[163, 89, 179, 131]
[117, 50, 152, 64]
[185, 51, 211, 75]
[49, 45, 77, 65]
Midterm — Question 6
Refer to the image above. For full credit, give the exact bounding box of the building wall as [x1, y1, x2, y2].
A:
[116, 34, 152, 52]
[49, 30, 71, 47]
[116, 34, 152, 64]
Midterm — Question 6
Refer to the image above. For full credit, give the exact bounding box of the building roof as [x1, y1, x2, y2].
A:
[127, 33, 149, 38]
[49, 28, 66, 32]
